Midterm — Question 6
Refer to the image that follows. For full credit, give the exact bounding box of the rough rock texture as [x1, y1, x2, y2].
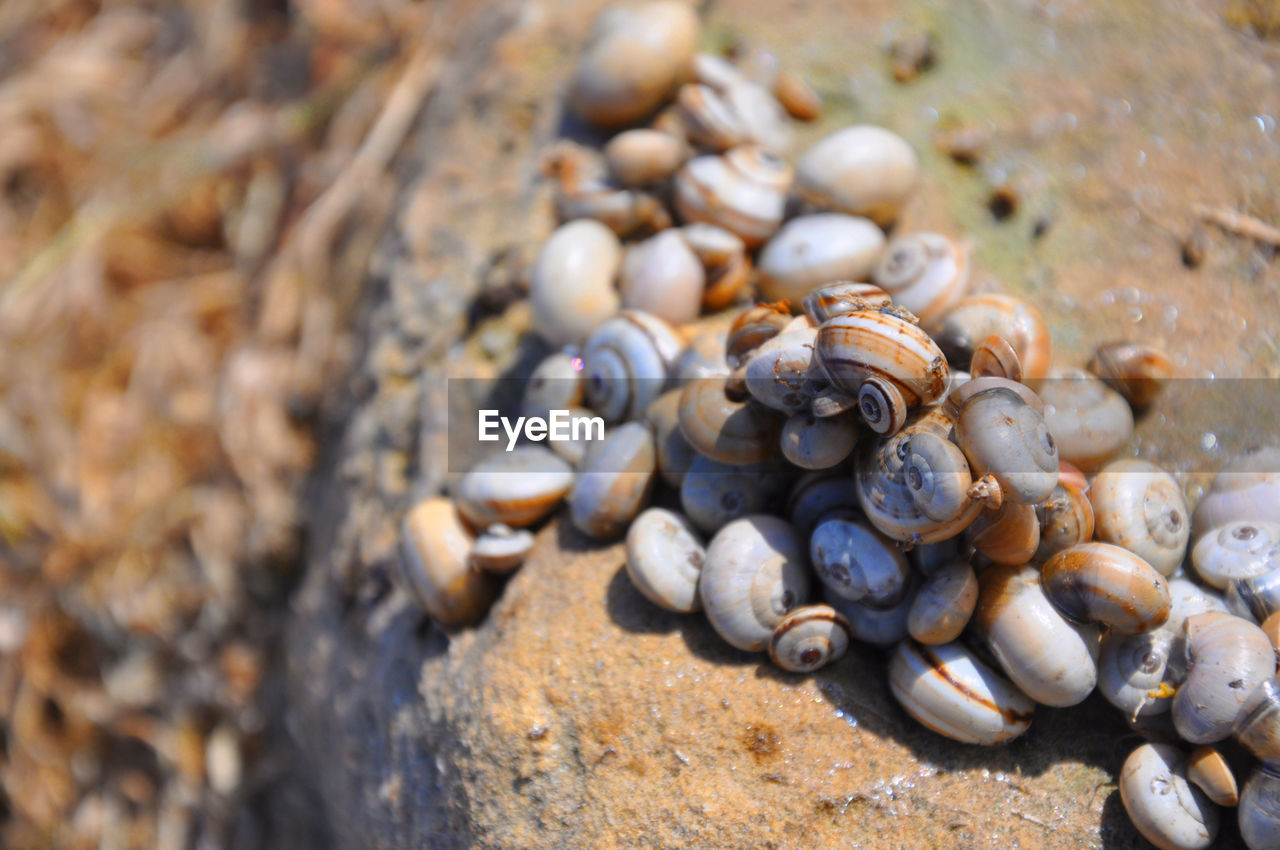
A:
[287, 0, 1279, 846]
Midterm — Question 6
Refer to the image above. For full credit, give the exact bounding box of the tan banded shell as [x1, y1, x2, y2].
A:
[1040, 542, 1172, 634]
[678, 376, 785, 465]
[400, 498, 499, 627]
[816, 308, 950, 409]
[769, 604, 852, 672]
[456, 446, 575, 529]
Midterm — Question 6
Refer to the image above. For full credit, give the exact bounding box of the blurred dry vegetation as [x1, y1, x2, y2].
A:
[0, 0, 452, 845]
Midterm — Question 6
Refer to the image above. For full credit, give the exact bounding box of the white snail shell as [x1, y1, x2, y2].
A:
[604, 128, 687, 187]
[907, 560, 978, 645]
[1173, 611, 1276, 744]
[456, 446, 575, 528]
[567, 1, 699, 128]
[756, 214, 886, 303]
[809, 514, 910, 605]
[530, 219, 622, 347]
[521, 352, 585, 421]
[971, 563, 1101, 707]
[794, 125, 919, 227]
[1238, 763, 1280, 850]
[670, 327, 731, 385]
[954, 384, 1059, 505]
[400, 498, 499, 627]
[1038, 368, 1134, 472]
[743, 327, 818, 414]
[1089, 458, 1190, 576]
[673, 146, 793, 247]
[619, 230, 705, 325]
[780, 411, 859, 470]
[470, 524, 535, 575]
[1098, 628, 1179, 720]
[887, 638, 1034, 745]
[568, 422, 657, 540]
[582, 310, 684, 423]
[1192, 521, 1280, 590]
[872, 232, 970, 330]
[680, 454, 790, 535]
[1192, 446, 1280, 539]
[700, 515, 811, 652]
[1040, 542, 1172, 634]
[902, 431, 974, 522]
[824, 578, 916, 647]
[1119, 743, 1219, 850]
[769, 604, 852, 672]
[625, 507, 706, 613]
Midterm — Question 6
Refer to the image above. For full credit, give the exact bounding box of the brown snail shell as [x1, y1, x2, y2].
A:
[769, 604, 852, 672]
[1089, 458, 1190, 576]
[969, 334, 1023, 382]
[967, 500, 1040, 566]
[794, 125, 919, 227]
[457, 446, 575, 528]
[682, 223, 751, 311]
[673, 145, 793, 247]
[1040, 542, 1172, 634]
[567, 1, 699, 128]
[567, 422, 657, 540]
[725, 301, 793, 368]
[604, 128, 687, 187]
[773, 70, 823, 122]
[872, 232, 970, 330]
[400, 498, 500, 627]
[1038, 368, 1134, 472]
[1088, 341, 1174, 409]
[801, 281, 893, 324]
[1034, 478, 1095, 563]
[933, 293, 1052, 382]
[756, 214, 886, 303]
[1186, 746, 1239, 807]
[678, 375, 785, 465]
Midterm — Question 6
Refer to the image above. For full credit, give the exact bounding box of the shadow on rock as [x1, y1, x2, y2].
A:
[604, 565, 685, 635]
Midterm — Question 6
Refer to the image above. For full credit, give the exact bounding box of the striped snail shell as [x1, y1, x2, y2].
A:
[582, 310, 684, 424]
[646, 388, 697, 488]
[907, 560, 978, 645]
[457, 446, 575, 528]
[725, 301, 793, 369]
[619, 230, 705, 325]
[700, 515, 811, 652]
[794, 125, 919, 227]
[815, 307, 950, 435]
[971, 563, 1101, 707]
[1040, 542, 1171, 634]
[1034, 477, 1094, 563]
[801, 281, 893, 324]
[673, 145, 793, 247]
[400, 498, 500, 627]
[1087, 341, 1174, 409]
[872, 232, 970, 330]
[933, 293, 1052, 382]
[1173, 611, 1275, 744]
[682, 223, 751, 311]
[676, 83, 747, 151]
[530, 219, 622, 347]
[1234, 677, 1280, 764]
[888, 639, 1034, 745]
[968, 334, 1023, 383]
[1192, 446, 1280, 539]
[624, 507, 706, 613]
[1089, 458, 1190, 576]
[1228, 567, 1280, 624]
[1037, 368, 1134, 472]
[1238, 763, 1280, 850]
[678, 375, 785, 465]
[769, 604, 853, 673]
[1119, 744, 1219, 850]
[470, 524, 535, 575]
[756, 214, 886, 303]
[1192, 521, 1280, 590]
[567, 422, 657, 541]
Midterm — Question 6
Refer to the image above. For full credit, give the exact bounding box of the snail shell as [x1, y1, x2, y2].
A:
[1173, 611, 1276, 744]
[693, 51, 748, 92]
[457, 446, 575, 528]
[1034, 478, 1095, 563]
[802, 281, 893, 324]
[1238, 763, 1280, 850]
[673, 146, 793, 247]
[624, 507, 705, 613]
[969, 334, 1023, 383]
[902, 431, 974, 522]
[582, 310, 684, 423]
[1192, 446, 1280, 539]
[967, 500, 1040, 566]
[1098, 628, 1179, 720]
[1119, 743, 1219, 850]
[872, 232, 970, 330]
[568, 422, 657, 540]
[547, 407, 608, 468]
[1236, 678, 1280, 764]
[743, 327, 818, 414]
[721, 79, 794, 154]
[1037, 368, 1134, 472]
[971, 563, 1101, 707]
[670, 328, 731, 385]
[521, 352, 585, 421]
[1266, 612, 1280, 651]
[646, 388, 697, 487]
[954, 385, 1058, 505]
[1186, 747, 1238, 807]
[678, 375, 785, 465]
[907, 560, 978, 645]
[809, 515, 910, 605]
[680, 454, 790, 534]
[554, 176, 673, 238]
[787, 471, 862, 539]
[676, 83, 746, 150]
[769, 604, 852, 672]
[682, 223, 751, 311]
[910, 537, 963, 576]
[1089, 458, 1190, 576]
[933, 294, 1052, 382]
[780, 411, 859, 470]
[1088, 341, 1174, 409]
[824, 576, 916, 647]
[700, 515, 811, 651]
[567, 1, 699, 128]
[815, 308, 951, 435]
[887, 638, 1034, 745]
[604, 128, 687, 187]
[725, 301, 793, 368]
[773, 70, 823, 122]
[794, 125, 919, 227]
[470, 524, 535, 575]
[619, 230, 705, 325]
[855, 408, 982, 544]
[530, 219, 622, 347]
[400, 498, 500, 627]
[756, 214, 886, 303]
[1040, 542, 1171, 633]
[1192, 521, 1280, 590]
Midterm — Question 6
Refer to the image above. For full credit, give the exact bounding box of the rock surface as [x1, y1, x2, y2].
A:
[287, 0, 1279, 846]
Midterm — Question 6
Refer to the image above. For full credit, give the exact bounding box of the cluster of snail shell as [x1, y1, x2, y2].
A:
[396, 4, 1280, 848]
